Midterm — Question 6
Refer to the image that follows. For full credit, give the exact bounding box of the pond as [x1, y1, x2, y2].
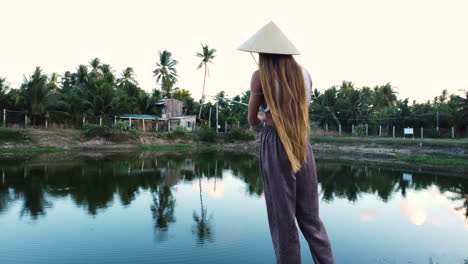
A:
[0, 151, 467, 264]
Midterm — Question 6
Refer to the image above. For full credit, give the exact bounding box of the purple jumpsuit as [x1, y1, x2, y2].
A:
[259, 124, 335, 264]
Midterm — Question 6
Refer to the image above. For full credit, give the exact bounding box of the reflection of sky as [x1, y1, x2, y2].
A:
[320, 185, 468, 263]
[1, 169, 467, 263]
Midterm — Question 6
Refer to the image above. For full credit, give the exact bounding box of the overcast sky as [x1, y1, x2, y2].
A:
[1, 0, 467, 103]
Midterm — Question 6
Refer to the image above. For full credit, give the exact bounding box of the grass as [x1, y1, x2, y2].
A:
[139, 144, 221, 151]
[0, 129, 32, 144]
[310, 135, 468, 147]
[396, 156, 468, 167]
[0, 147, 72, 153]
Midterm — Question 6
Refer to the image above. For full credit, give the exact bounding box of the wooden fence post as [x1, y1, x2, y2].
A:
[421, 127, 423, 139]
[25, 114, 27, 128]
[393, 126, 395, 138]
[352, 124, 355, 135]
[366, 124, 368, 136]
[99, 115, 102, 126]
[325, 123, 328, 132]
[3, 109, 6, 128]
[452, 127, 455, 139]
[45, 118, 48, 129]
[379, 125, 382, 136]
[338, 123, 342, 135]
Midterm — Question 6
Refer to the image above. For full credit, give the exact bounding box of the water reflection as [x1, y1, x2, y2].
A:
[317, 162, 468, 223]
[151, 185, 176, 240]
[1, 151, 467, 263]
[1, 153, 467, 225]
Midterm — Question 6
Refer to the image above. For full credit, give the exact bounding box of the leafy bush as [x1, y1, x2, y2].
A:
[163, 126, 189, 140]
[82, 124, 111, 139]
[194, 126, 217, 142]
[224, 128, 255, 142]
[114, 121, 131, 132]
[352, 124, 367, 137]
[0, 129, 31, 144]
[172, 126, 188, 138]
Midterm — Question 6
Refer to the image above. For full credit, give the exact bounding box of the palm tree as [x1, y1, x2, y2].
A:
[117, 67, 140, 97]
[117, 67, 138, 87]
[196, 44, 216, 118]
[76, 65, 89, 84]
[153, 50, 178, 97]
[16, 67, 61, 125]
[89, 58, 101, 79]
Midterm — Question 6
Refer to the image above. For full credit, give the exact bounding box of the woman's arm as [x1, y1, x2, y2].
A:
[248, 71, 262, 126]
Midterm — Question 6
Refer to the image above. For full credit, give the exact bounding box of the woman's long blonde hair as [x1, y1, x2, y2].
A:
[259, 53, 309, 173]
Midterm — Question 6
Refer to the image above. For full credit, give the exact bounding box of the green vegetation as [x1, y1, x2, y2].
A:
[396, 156, 468, 167]
[1, 50, 466, 136]
[194, 126, 217, 142]
[224, 128, 255, 142]
[0, 129, 31, 144]
[311, 81, 468, 137]
[0, 146, 70, 153]
[352, 124, 367, 137]
[114, 120, 131, 131]
[139, 144, 220, 151]
[82, 124, 112, 139]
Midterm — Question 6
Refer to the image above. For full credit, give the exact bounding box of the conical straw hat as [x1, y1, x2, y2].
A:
[238, 21, 300, 55]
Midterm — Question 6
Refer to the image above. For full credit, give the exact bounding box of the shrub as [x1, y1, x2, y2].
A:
[224, 127, 255, 142]
[352, 124, 367, 137]
[0, 129, 31, 144]
[114, 121, 131, 132]
[82, 124, 111, 139]
[172, 126, 188, 138]
[194, 126, 217, 142]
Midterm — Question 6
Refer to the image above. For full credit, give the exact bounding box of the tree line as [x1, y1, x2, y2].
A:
[0, 51, 466, 133]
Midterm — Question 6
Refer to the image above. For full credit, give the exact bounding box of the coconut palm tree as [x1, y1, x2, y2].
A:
[117, 67, 138, 87]
[16, 67, 61, 125]
[153, 50, 178, 97]
[0, 77, 12, 108]
[89, 58, 102, 79]
[117, 67, 139, 97]
[196, 44, 217, 118]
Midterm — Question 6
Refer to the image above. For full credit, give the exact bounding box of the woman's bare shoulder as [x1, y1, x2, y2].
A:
[250, 70, 262, 93]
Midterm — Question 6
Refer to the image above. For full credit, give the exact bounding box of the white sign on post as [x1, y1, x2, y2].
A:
[403, 128, 414, 139]
[404, 128, 414, 135]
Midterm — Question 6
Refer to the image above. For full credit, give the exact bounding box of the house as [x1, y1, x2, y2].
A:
[118, 98, 196, 132]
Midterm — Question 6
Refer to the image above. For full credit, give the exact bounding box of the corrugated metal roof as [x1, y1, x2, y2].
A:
[119, 114, 162, 120]
[169, 115, 196, 120]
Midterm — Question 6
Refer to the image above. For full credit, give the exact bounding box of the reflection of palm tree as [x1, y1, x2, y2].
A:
[151, 185, 176, 240]
[192, 171, 214, 245]
[449, 183, 468, 219]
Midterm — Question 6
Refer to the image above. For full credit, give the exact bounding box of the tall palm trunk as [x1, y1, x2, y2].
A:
[198, 65, 207, 118]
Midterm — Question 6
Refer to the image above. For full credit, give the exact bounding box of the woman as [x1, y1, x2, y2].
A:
[239, 22, 335, 264]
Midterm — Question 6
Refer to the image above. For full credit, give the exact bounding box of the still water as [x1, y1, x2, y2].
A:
[0, 151, 467, 264]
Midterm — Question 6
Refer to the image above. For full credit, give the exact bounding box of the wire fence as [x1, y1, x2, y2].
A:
[311, 123, 468, 139]
[1, 108, 467, 138]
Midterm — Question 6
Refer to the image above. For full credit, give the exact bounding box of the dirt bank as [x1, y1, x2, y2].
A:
[1, 128, 466, 174]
